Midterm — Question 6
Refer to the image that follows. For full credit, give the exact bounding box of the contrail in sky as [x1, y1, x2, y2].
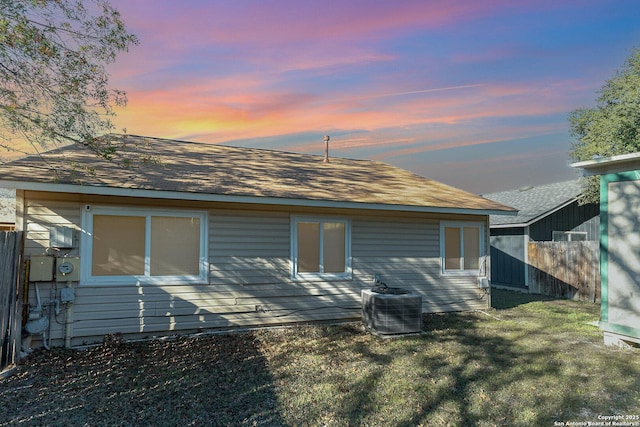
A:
[362, 84, 485, 100]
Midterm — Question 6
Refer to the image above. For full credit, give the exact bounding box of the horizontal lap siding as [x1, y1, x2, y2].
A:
[24, 201, 81, 257]
[69, 209, 364, 345]
[352, 218, 487, 313]
[202, 210, 363, 337]
[21, 194, 487, 347]
[208, 211, 290, 285]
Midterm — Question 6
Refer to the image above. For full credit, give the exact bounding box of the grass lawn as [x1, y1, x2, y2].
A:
[1, 289, 639, 426]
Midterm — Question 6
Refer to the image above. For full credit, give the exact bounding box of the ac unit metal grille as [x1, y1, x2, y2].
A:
[362, 289, 422, 335]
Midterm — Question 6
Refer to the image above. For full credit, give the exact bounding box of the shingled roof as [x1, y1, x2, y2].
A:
[0, 134, 514, 215]
[483, 180, 582, 226]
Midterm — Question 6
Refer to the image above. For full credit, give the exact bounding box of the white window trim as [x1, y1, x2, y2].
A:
[80, 206, 208, 286]
[552, 231, 588, 241]
[290, 215, 352, 281]
[440, 221, 485, 276]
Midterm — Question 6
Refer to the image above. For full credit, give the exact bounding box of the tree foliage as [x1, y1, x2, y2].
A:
[0, 0, 138, 158]
[569, 48, 640, 204]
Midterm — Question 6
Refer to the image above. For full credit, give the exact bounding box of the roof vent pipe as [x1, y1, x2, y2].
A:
[323, 135, 330, 163]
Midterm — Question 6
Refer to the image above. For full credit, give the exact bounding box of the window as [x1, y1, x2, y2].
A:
[291, 216, 351, 280]
[552, 231, 587, 242]
[441, 222, 484, 274]
[81, 207, 207, 285]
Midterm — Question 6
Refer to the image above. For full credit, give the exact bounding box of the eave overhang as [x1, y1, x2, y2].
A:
[1, 180, 517, 217]
[572, 152, 640, 176]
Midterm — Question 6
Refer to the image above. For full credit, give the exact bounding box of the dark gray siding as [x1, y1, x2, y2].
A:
[489, 200, 600, 289]
[490, 228, 526, 289]
[529, 201, 599, 241]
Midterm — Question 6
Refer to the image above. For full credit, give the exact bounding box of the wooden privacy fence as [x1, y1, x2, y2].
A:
[528, 241, 600, 302]
[1, 231, 23, 371]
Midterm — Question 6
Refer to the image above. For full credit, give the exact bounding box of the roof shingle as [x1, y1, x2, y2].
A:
[483, 180, 582, 226]
[0, 134, 514, 214]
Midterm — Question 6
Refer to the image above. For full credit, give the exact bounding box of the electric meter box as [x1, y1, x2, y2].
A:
[57, 257, 81, 282]
[50, 226, 74, 249]
[30, 256, 54, 282]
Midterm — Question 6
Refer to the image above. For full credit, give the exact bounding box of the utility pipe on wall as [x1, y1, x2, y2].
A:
[64, 284, 73, 349]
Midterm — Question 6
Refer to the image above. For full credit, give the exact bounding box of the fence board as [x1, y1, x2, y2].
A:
[527, 241, 600, 302]
[1, 231, 23, 371]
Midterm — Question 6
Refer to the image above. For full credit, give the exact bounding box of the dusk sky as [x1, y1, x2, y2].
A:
[106, 0, 640, 194]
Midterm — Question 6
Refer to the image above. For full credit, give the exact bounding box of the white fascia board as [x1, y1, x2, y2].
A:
[0, 180, 515, 216]
[572, 152, 640, 175]
[490, 222, 529, 229]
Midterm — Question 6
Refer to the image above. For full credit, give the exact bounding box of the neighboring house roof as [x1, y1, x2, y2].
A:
[0, 188, 15, 225]
[483, 180, 582, 227]
[0, 134, 515, 215]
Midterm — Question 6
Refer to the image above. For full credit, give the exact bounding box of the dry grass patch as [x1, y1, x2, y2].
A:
[1, 289, 638, 426]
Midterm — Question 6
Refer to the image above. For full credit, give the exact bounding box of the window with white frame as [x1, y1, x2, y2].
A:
[440, 222, 484, 274]
[81, 207, 208, 285]
[552, 231, 587, 242]
[291, 216, 351, 279]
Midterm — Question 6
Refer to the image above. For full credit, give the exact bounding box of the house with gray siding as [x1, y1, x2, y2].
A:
[483, 180, 599, 290]
[0, 134, 514, 348]
[573, 153, 640, 348]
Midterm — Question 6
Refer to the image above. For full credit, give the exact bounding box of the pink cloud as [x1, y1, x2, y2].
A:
[110, 0, 556, 82]
[112, 75, 581, 149]
[107, 0, 600, 156]
[115, 1, 501, 46]
[91, 0, 631, 197]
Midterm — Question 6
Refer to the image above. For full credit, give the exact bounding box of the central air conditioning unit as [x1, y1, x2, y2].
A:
[362, 286, 422, 336]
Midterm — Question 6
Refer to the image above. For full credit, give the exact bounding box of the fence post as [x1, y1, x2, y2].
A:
[1, 231, 23, 373]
